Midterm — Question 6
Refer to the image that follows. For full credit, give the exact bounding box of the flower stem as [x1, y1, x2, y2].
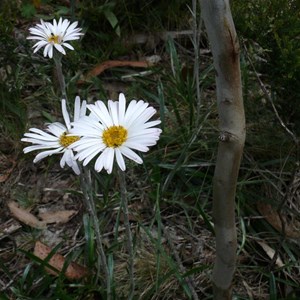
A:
[117, 168, 135, 299]
[53, 54, 68, 102]
[80, 167, 111, 299]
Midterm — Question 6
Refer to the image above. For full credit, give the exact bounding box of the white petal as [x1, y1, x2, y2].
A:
[123, 141, 149, 152]
[54, 43, 66, 55]
[61, 99, 71, 130]
[23, 132, 57, 141]
[60, 150, 67, 167]
[76, 143, 103, 163]
[61, 18, 70, 34]
[138, 120, 162, 129]
[128, 127, 162, 138]
[94, 152, 106, 172]
[80, 100, 87, 118]
[119, 146, 143, 164]
[31, 40, 48, 52]
[118, 93, 126, 124]
[82, 146, 104, 166]
[64, 149, 74, 167]
[33, 147, 63, 163]
[23, 144, 60, 153]
[125, 104, 152, 129]
[124, 101, 148, 127]
[71, 122, 103, 137]
[104, 148, 114, 174]
[28, 28, 48, 39]
[47, 122, 66, 137]
[61, 43, 74, 51]
[127, 136, 159, 147]
[72, 161, 80, 175]
[108, 100, 119, 125]
[115, 148, 126, 171]
[22, 138, 58, 146]
[88, 101, 113, 128]
[43, 43, 51, 57]
[73, 96, 81, 122]
[71, 138, 101, 151]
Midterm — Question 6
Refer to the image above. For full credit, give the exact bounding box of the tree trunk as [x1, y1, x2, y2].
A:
[199, 1, 246, 299]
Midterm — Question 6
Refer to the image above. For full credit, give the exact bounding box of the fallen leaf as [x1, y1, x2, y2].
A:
[34, 241, 88, 280]
[257, 202, 300, 238]
[8, 201, 46, 229]
[257, 240, 284, 268]
[38, 210, 77, 224]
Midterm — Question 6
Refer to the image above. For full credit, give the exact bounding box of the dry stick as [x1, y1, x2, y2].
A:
[117, 168, 135, 299]
[80, 168, 111, 299]
[162, 224, 199, 300]
[200, 1, 246, 298]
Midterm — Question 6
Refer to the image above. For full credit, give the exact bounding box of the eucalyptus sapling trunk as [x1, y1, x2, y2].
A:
[199, 0, 246, 299]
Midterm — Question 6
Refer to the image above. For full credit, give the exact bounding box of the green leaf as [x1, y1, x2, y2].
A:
[103, 9, 120, 36]
[269, 272, 277, 300]
[21, 4, 36, 19]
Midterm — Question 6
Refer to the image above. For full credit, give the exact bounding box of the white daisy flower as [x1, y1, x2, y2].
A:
[22, 96, 87, 175]
[27, 17, 83, 58]
[70, 93, 162, 174]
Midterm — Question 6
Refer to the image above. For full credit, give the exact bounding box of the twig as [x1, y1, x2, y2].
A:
[82, 60, 153, 82]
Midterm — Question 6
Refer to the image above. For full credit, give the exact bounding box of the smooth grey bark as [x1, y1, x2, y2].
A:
[199, 0, 246, 299]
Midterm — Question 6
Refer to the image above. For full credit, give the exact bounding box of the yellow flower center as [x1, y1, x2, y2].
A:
[102, 126, 128, 148]
[48, 34, 60, 44]
[59, 132, 80, 148]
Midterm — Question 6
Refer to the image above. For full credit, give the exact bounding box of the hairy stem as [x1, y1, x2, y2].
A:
[118, 168, 135, 299]
[80, 168, 111, 299]
[53, 54, 68, 102]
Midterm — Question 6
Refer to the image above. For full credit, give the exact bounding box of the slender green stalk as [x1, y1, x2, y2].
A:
[53, 53, 68, 101]
[80, 167, 111, 299]
[117, 168, 135, 299]
[191, 0, 202, 126]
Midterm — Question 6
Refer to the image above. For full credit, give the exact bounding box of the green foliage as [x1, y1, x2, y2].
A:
[232, 0, 300, 133]
[0, 0, 20, 21]
[21, 3, 37, 19]
[0, 11, 27, 141]
[1, 0, 300, 299]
